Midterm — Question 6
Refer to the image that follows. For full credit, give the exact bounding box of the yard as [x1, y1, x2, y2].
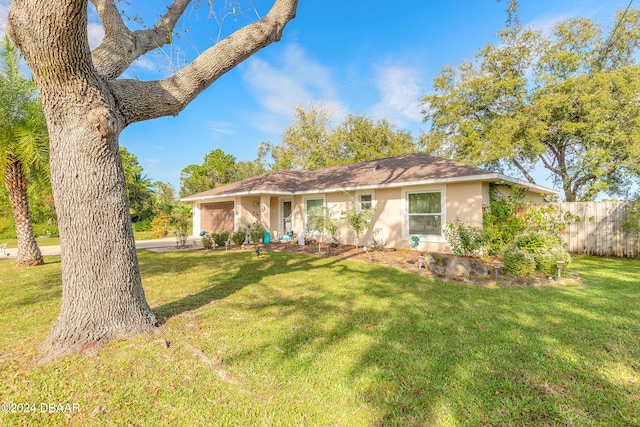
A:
[0, 250, 638, 426]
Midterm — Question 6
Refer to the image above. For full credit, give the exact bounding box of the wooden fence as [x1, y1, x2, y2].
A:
[546, 201, 639, 258]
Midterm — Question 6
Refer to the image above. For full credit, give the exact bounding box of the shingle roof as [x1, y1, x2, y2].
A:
[181, 153, 555, 200]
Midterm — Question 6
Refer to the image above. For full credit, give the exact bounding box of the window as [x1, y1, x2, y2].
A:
[358, 194, 373, 211]
[305, 198, 324, 231]
[407, 191, 442, 236]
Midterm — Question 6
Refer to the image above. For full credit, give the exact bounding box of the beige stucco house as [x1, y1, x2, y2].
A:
[181, 153, 557, 252]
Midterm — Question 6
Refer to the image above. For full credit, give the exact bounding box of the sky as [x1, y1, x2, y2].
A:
[0, 0, 632, 193]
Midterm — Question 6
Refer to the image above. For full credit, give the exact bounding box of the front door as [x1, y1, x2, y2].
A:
[282, 200, 292, 235]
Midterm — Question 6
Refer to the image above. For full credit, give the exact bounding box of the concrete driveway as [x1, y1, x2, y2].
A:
[2, 236, 200, 259]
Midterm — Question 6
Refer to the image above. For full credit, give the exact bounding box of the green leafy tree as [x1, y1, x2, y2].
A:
[342, 194, 376, 248]
[334, 114, 418, 164]
[230, 159, 267, 182]
[119, 146, 154, 223]
[259, 105, 339, 170]
[261, 106, 420, 171]
[180, 148, 238, 197]
[0, 36, 49, 266]
[307, 205, 341, 255]
[170, 203, 192, 247]
[151, 181, 177, 216]
[423, 8, 640, 201]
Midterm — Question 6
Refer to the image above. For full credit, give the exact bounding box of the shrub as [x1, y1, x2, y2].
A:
[483, 185, 581, 255]
[133, 220, 152, 232]
[368, 228, 386, 261]
[533, 247, 572, 276]
[249, 222, 266, 244]
[502, 246, 536, 278]
[513, 230, 571, 275]
[33, 222, 59, 237]
[443, 218, 486, 257]
[151, 216, 171, 238]
[212, 227, 230, 246]
[232, 228, 247, 246]
[200, 231, 214, 249]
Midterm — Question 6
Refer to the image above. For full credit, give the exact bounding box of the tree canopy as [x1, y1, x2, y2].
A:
[422, 7, 640, 201]
[179, 148, 266, 197]
[260, 106, 421, 171]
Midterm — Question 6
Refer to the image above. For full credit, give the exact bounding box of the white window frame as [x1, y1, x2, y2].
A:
[402, 187, 446, 242]
[355, 190, 375, 213]
[303, 196, 326, 232]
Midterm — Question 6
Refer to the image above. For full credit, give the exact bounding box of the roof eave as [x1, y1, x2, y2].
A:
[181, 173, 558, 201]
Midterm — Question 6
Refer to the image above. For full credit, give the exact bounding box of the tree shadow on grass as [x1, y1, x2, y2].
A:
[144, 249, 640, 425]
[217, 255, 640, 425]
[149, 249, 350, 323]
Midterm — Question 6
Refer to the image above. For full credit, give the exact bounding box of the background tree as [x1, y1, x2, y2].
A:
[151, 181, 177, 217]
[120, 146, 154, 223]
[422, 7, 640, 201]
[180, 149, 267, 197]
[230, 159, 267, 183]
[334, 114, 417, 164]
[259, 105, 338, 170]
[0, 36, 49, 266]
[179, 148, 237, 197]
[260, 106, 420, 170]
[7, 0, 299, 360]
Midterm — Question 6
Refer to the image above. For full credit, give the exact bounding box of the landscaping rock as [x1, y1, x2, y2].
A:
[425, 254, 489, 279]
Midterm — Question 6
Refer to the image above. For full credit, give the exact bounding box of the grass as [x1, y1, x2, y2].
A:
[0, 251, 638, 426]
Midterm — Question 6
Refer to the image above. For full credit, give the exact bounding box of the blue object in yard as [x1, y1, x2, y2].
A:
[263, 232, 271, 244]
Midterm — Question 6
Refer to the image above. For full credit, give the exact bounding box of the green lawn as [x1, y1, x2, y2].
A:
[0, 251, 638, 426]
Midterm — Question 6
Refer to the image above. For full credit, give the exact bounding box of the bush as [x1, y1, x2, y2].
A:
[443, 218, 486, 257]
[513, 230, 571, 275]
[212, 227, 230, 246]
[33, 222, 59, 237]
[249, 222, 266, 244]
[232, 228, 247, 246]
[502, 246, 536, 278]
[151, 216, 171, 238]
[200, 231, 214, 249]
[132, 220, 152, 232]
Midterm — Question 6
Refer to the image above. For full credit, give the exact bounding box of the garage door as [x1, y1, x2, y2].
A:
[200, 202, 234, 234]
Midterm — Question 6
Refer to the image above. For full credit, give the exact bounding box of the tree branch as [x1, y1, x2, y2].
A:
[511, 159, 536, 183]
[539, 153, 561, 175]
[111, 0, 298, 125]
[90, 0, 191, 80]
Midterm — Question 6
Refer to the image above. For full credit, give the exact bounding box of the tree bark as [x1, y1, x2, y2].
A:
[4, 156, 44, 266]
[6, 0, 297, 360]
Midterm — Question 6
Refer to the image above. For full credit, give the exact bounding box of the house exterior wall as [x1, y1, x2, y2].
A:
[189, 181, 553, 252]
[370, 183, 484, 253]
[240, 196, 260, 229]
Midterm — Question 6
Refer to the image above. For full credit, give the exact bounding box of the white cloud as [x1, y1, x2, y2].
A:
[207, 121, 236, 137]
[241, 43, 346, 134]
[87, 22, 104, 49]
[371, 65, 424, 126]
[0, 1, 10, 36]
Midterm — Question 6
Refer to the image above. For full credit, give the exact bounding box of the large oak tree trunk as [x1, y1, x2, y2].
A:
[8, 1, 157, 360]
[41, 114, 158, 359]
[7, 0, 297, 360]
[4, 156, 44, 266]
